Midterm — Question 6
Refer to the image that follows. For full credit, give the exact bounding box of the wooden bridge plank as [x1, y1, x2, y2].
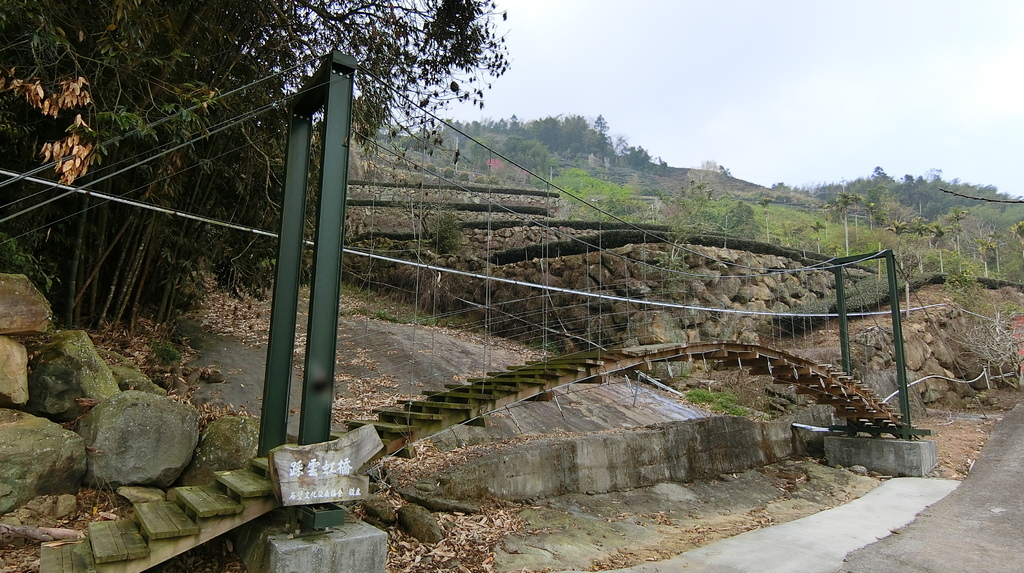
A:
[40, 540, 95, 573]
[248, 457, 270, 475]
[88, 521, 124, 563]
[173, 485, 243, 519]
[134, 501, 199, 540]
[343, 420, 416, 433]
[433, 390, 499, 402]
[373, 409, 444, 421]
[88, 521, 148, 564]
[215, 469, 273, 499]
[93, 496, 278, 573]
[408, 401, 474, 411]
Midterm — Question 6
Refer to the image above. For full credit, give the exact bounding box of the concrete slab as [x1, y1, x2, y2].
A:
[837, 401, 1024, 572]
[232, 510, 387, 573]
[824, 436, 937, 477]
[553, 477, 958, 573]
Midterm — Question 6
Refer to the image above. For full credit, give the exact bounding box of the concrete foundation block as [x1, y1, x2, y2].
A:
[824, 436, 937, 477]
[233, 510, 387, 573]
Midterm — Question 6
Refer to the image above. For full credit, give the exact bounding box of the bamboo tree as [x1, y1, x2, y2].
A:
[1, 0, 510, 329]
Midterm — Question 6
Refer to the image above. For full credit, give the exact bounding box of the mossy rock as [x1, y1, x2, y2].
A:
[26, 330, 120, 421]
[110, 365, 166, 396]
[0, 409, 86, 514]
[176, 415, 259, 486]
[79, 391, 199, 488]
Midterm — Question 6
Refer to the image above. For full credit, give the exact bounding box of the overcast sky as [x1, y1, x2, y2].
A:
[446, 1, 1024, 195]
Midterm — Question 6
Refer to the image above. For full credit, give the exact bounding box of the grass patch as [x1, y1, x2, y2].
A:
[685, 389, 749, 416]
[373, 309, 403, 323]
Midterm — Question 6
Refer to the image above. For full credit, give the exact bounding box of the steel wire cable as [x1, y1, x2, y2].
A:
[4, 162, 949, 324]
[0, 94, 298, 229]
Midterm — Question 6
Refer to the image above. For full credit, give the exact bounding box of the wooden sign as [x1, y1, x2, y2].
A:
[269, 425, 383, 506]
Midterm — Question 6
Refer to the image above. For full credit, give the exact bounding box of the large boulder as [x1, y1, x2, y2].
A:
[176, 415, 258, 486]
[0, 336, 28, 406]
[25, 330, 121, 420]
[0, 409, 86, 514]
[78, 391, 200, 488]
[0, 274, 51, 335]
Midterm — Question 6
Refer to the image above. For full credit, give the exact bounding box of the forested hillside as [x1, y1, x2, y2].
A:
[427, 114, 1024, 285]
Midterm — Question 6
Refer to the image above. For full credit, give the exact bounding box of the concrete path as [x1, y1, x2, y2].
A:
[554, 477, 958, 573]
[834, 401, 1024, 573]
[556, 399, 1024, 573]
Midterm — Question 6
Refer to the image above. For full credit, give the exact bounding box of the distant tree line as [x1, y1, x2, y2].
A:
[449, 114, 667, 175]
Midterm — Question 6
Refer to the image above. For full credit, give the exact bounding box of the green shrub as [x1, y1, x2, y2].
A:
[151, 341, 182, 365]
[431, 210, 463, 255]
[0, 232, 54, 292]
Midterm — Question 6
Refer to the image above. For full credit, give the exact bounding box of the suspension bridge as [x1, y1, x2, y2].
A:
[355, 342, 902, 455]
[4, 52, 938, 573]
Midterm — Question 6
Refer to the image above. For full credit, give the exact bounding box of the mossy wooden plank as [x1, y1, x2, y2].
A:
[91, 496, 279, 573]
[215, 469, 273, 498]
[409, 401, 474, 411]
[134, 501, 198, 540]
[342, 420, 415, 432]
[249, 457, 270, 475]
[373, 409, 443, 421]
[88, 521, 126, 563]
[439, 389, 498, 401]
[173, 485, 242, 518]
[114, 521, 150, 561]
[88, 521, 148, 564]
[40, 540, 95, 573]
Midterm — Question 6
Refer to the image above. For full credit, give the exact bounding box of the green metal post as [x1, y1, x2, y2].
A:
[832, 266, 851, 375]
[298, 54, 356, 445]
[258, 52, 358, 453]
[885, 250, 914, 439]
[258, 114, 312, 457]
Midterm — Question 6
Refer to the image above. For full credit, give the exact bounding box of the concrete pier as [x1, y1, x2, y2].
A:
[232, 510, 387, 573]
[824, 436, 937, 476]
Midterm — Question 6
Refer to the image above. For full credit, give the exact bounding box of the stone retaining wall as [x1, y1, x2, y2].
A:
[463, 226, 591, 253]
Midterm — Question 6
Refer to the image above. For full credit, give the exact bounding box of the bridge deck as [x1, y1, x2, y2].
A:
[346, 342, 904, 455]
